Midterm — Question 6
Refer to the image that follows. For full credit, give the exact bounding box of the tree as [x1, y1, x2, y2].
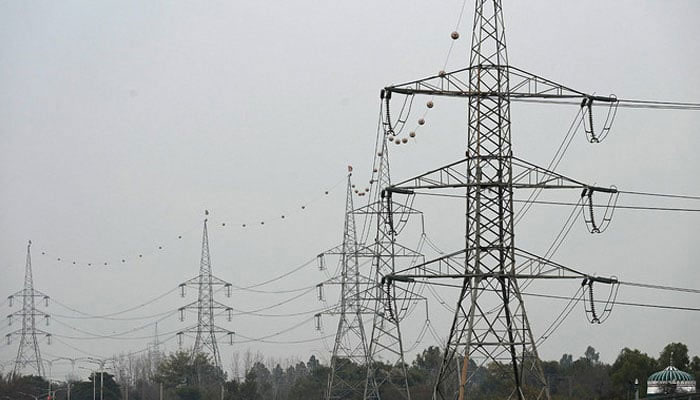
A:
[610, 347, 657, 398]
[691, 356, 700, 381]
[176, 386, 202, 400]
[156, 351, 225, 389]
[584, 346, 600, 364]
[559, 353, 573, 369]
[659, 342, 690, 370]
[238, 369, 260, 400]
[68, 372, 121, 400]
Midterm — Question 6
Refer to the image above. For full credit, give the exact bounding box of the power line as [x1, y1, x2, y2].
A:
[50, 310, 179, 340]
[617, 190, 700, 201]
[511, 98, 700, 110]
[536, 287, 585, 347]
[51, 308, 176, 321]
[514, 199, 700, 213]
[618, 281, 700, 295]
[521, 292, 700, 312]
[235, 332, 336, 345]
[51, 287, 179, 320]
[232, 257, 317, 290]
[413, 191, 700, 213]
[228, 287, 317, 315]
[235, 316, 315, 343]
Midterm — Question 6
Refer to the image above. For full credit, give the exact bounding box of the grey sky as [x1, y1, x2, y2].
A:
[1, 0, 699, 380]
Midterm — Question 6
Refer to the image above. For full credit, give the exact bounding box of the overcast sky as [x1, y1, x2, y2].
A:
[2, 0, 699, 381]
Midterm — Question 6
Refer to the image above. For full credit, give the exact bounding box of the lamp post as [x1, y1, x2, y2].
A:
[77, 366, 96, 400]
[84, 358, 106, 400]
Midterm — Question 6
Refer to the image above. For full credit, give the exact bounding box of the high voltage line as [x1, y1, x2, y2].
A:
[411, 191, 700, 213]
[3, 3, 700, 393]
[373, 0, 700, 398]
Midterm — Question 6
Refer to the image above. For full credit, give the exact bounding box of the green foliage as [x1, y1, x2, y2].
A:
[610, 347, 658, 398]
[156, 351, 225, 389]
[691, 356, 700, 381]
[176, 386, 203, 400]
[2, 342, 698, 400]
[659, 342, 690, 370]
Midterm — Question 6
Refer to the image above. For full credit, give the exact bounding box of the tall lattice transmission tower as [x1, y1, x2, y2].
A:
[317, 137, 425, 399]
[318, 168, 372, 399]
[6, 240, 51, 378]
[178, 211, 234, 370]
[381, 0, 621, 399]
[362, 126, 424, 400]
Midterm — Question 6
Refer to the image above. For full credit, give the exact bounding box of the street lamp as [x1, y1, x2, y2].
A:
[77, 366, 97, 400]
[83, 358, 107, 400]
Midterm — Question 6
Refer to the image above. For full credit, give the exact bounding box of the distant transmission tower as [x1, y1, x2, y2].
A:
[148, 322, 162, 377]
[178, 212, 234, 369]
[381, 1, 621, 399]
[318, 168, 372, 399]
[363, 132, 423, 400]
[6, 240, 51, 378]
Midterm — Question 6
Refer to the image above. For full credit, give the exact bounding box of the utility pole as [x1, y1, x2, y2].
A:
[6, 240, 51, 378]
[178, 211, 234, 370]
[380, 1, 620, 399]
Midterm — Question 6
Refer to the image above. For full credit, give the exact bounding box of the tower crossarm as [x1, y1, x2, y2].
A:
[388, 156, 616, 193]
[384, 247, 617, 286]
[178, 325, 233, 335]
[7, 309, 50, 318]
[319, 242, 423, 260]
[8, 289, 50, 299]
[179, 274, 231, 287]
[178, 300, 233, 311]
[351, 199, 422, 216]
[320, 273, 374, 287]
[316, 302, 377, 316]
[5, 327, 51, 337]
[319, 243, 375, 258]
[384, 65, 617, 103]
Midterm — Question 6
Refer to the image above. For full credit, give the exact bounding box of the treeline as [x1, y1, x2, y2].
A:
[1, 342, 698, 399]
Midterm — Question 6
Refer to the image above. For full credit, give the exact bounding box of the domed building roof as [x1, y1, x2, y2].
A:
[648, 366, 695, 383]
[647, 365, 696, 395]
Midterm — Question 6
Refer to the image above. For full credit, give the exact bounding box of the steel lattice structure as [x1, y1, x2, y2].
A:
[362, 124, 425, 400]
[178, 212, 234, 370]
[316, 133, 426, 399]
[380, 1, 620, 399]
[6, 240, 51, 378]
[363, 136, 410, 400]
[318, 170, 372, 399]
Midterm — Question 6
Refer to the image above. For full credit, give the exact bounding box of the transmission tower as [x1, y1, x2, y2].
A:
[379, 1, 622, 399]
[316, 136, 425, 399]
[362, 129, 424, 400]
[178, 212, 234, 370]
[317, 168, 372, 399]
[6, 240, 51, 378]
[148, 322, 162, 378]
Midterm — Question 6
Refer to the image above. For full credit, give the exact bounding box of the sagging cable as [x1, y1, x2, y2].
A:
[581, 186, 619, 233]
[581, 95, 619, 143]
[581, 275, 619, 324]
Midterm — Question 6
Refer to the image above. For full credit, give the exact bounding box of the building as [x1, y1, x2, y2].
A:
[647, 365, 697, 396]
